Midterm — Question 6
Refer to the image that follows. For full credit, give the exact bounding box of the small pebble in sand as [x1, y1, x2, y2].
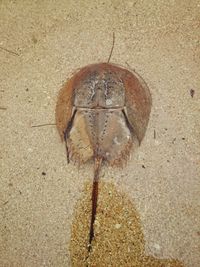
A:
[190, 89, 195, 98]
[153, 243, 161, 251]
[115, 223, 121, 229]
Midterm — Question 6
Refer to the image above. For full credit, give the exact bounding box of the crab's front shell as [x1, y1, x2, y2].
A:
[56, 63, 151, 166]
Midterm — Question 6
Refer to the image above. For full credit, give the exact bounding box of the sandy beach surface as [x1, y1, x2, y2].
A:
[0, 1, 200, 266]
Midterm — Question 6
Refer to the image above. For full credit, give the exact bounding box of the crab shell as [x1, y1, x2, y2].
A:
[56, 63, 151, 166]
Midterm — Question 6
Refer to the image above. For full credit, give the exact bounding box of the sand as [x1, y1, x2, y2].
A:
[70, 181, 184, 266]
[0, 1, 200, 266]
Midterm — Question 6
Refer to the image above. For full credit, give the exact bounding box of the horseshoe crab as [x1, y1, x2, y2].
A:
[55, 62, 151, 250]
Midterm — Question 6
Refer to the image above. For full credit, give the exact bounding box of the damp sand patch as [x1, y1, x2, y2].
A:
[69, 181, 184, 267]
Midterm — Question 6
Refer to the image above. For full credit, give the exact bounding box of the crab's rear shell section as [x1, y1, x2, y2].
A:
[56, 63, 151, 166]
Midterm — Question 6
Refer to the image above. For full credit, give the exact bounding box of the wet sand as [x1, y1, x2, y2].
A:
[70, 181, 184, 266]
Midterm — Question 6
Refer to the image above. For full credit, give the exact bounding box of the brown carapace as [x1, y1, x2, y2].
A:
[56, 63, 151, 250]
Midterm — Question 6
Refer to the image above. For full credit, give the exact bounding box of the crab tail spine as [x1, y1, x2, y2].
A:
[88, 157, 102, 251]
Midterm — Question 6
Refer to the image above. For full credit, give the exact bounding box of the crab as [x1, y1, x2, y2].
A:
[55, 62, 151, 250]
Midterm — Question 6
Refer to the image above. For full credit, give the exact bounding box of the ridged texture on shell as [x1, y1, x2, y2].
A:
[55, 63, 151, 166]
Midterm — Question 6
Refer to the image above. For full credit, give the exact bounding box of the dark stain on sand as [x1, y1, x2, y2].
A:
[69, 181, 184, 267]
